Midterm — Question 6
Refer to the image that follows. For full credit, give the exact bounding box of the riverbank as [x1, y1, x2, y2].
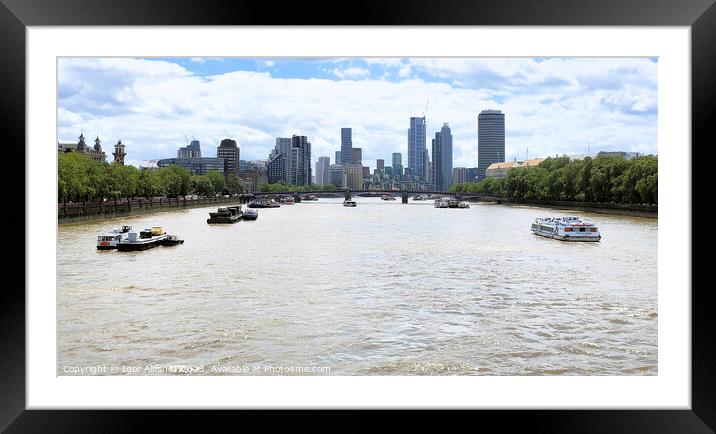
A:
[58, 196, 249, 224]
[493, 198, 657, 218]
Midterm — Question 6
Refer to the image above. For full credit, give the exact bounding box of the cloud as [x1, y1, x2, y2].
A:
[57, 57, 657, 169]
[332, 66, 370, 79]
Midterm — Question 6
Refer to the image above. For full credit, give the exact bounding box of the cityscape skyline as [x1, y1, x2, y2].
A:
[57, 57, 658, 170]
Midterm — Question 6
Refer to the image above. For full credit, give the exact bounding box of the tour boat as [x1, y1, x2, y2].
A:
[96, 225, 132, 250]
[381, 194, 396, 201]
[343, 200, 357, 207]
[302, 195, 318, 201]
[248, 199, 280, 208]
[116, 227, 169, 251]
[242, 209, 259, 220]
[531, 217, 601, 242]
[434, 198, 469, 208]
[207, 206, 243, 224]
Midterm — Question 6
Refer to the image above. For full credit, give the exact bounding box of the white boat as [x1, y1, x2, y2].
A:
[531, 216, 601, 242]
[97, 225, 132, 250]
[343, 200, 357, 207]
[381, 194, 396, 201]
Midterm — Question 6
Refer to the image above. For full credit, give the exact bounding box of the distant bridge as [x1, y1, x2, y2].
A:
[248, 189, 502, 203]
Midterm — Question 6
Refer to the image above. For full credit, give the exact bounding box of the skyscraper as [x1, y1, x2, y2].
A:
[315, 156, 330, 186]
[276, 137, 292, 182]
[329, 164, 344, 188]
[376, 159, 384, 171]
[392, 152, 403, 179]
[431, 123, 453, 190]
[340, 128, 352, 164]
[216, 138, 240, 176]
[408, 117, 426, 180]
[288, 135, 311, 186]
[351, 148, 362, 165]
[477, 110, 505, 181]
[335, 151, 342, 166]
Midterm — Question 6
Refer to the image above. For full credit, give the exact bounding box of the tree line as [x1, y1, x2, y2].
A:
[449, 155, 657, 204]
[58, 152, 244, 202]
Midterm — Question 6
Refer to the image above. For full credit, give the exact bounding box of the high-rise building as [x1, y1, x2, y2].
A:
[392, 152, 403, 179]
[351, 148, 362, 165]
[157, 157, 224, 175]
[477, 110, 505, 181]
[329, 164, 344, 188]
[287, 135, 311, 185]
[362, 166, 370, 177]
[267, 153, 286, 184]
[452, 167, 468, 185]
[466, 167, 478, 183]
[178, 139, 202, 159]
[216, 138, 240, 176]
[315, 156, 330, 186]
[408, 117, 426, 180]
[431, 123, 453, 190]
[376, 159, 384, 171]
[341, 128, 352, 164]
[343, 163, 363, 190]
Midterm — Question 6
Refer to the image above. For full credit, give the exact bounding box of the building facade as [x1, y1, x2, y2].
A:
[477, 110, 505, 181]
[351, 148, 362, 165]
[157, 157, 224, 175]
[408, 117, 426, 180]
[452, 167, 468, 185]
[392, 152, 403, 179]
[267, 153, 286, 184]
[57, 133, 107, 163]
[343, 163, 363, 190]
[328, 164, 344, 188]
[376, 159, 384, 171]
[486, 158, 543, 178]
[178, 140, 202, 159]
[288, 135, 311, 186]
[112, 139, 126, 165]
[466, 167, 478, 183]
[216, 138, 240, 176]
[315, 156, 330, 186]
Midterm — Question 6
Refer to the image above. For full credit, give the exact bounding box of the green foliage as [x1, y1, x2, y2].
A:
[225, 173, 244, 195]
[58, 153, 224, 201]
[206, 171, 226, 194]
[450, 155, 657, 205]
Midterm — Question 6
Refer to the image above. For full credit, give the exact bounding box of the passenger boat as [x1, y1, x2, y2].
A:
[343, 200, 357, 207]
[531, 216, 601, 242]
[116, 227, 168, 251]
[434, 198, 469, 208]
[381, 194, 396, 201]
[161, 234, 185, 246]
[248, 199, 280, 208]
[242, 209, 259, 220]
[207, 206, 243, 224]
[96, 225, 132, 250]
[280, 196, 295, 205]
[302, 194, 318, 201]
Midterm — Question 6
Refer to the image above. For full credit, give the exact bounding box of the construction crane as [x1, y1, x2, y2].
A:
[423, 100, 429, 119]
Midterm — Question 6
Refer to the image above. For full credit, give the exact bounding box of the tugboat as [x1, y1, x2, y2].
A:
[531, 216, 601, 242]
[207, 206, 243, 224]
[161, 234, 185, 246]
[96, 225, 132, 250]
[343, 199, 357, 207]
[242, 209, 258, 220]
[116, 227, 168, 251]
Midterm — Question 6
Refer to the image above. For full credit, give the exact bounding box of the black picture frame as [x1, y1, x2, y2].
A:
[3, 0, 712, 431]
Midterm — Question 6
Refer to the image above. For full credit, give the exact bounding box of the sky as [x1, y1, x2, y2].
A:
[57, 57, 657, 169]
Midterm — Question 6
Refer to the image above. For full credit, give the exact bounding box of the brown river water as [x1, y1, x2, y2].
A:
[57, 198, 657, 375]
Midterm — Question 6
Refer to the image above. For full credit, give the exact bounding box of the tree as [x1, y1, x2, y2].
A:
[206, 171, 226, 194]
[225, 173, 244, 195]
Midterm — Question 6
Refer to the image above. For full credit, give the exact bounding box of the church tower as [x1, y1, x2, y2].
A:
[113, 139, 126, 165]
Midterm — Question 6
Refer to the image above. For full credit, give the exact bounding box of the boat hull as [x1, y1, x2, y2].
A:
[532, 230, 601, 242]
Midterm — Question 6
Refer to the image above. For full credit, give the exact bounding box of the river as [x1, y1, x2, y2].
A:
[57, 197, 657, 375]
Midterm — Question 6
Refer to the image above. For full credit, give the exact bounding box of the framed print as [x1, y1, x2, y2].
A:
[3, 0, 714, 431]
